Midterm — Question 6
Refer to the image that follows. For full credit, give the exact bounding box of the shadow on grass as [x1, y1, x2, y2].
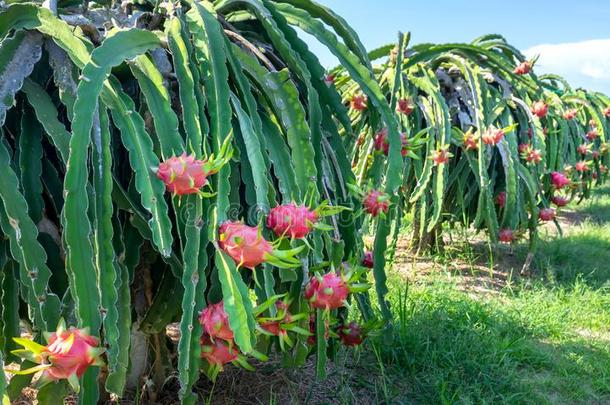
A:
[374, 288, 610, 404]
[535, 231, 610, 288]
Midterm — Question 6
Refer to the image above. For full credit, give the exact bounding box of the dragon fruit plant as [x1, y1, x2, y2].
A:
[0, 0, 390, 401]
[336, 32, 609, 272]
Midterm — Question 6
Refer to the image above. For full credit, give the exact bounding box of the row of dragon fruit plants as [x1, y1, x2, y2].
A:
[0, 1, 608, 404]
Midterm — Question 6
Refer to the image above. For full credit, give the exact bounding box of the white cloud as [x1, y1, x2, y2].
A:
[524, 38, 610, 94]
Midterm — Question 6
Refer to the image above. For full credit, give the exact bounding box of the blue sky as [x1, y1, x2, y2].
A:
[304, 0, 610, 94]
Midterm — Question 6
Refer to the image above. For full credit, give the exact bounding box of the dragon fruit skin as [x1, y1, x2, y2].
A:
[538, 208, 556, 222]
[363, 190, 389, 217]
[199, 301, 234, 341]
[218, 221, 272, 269]
[200, 335, 238, 366]
[266, 203, 318, 239]
[362, 251, 374, 268]
[304, 273, 349, 310]
[338, 322, 364, 347]
[156, 153, 210, 195]
[550, 171, 570, 189]
[43, 328, 103, 381]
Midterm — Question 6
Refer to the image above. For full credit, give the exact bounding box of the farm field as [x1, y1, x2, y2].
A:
[134, 186, 609, 404]
[1, 1, 609, 404]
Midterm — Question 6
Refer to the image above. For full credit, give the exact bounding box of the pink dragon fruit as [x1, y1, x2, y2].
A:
[538, 208, 556, 222]
[304, 272, 349, 310]
[157, 153, 213, 195]
[563, 109, 577, 120]
[363, 190, 390, 217]
[9, 321, 105, 392]
[199, 301, 234, 341]
[431, 148, 452, 165]
[218, 221, 272, 269]
[350, 94, 367, 111]
[550, 172, 570, 189]
[495, 191, 506, 208]
[513, 61, 531, 75]
[200, 335, 238, 366]
[575, 161, 589, 172]
[338, 322, 364, 347]
[604, 107, 610, 117]
[362, 251, 374, 268]
[396, 98, 415, 115]
[266, 203, 318, 239]
[482, 128, 505, 146]
[586, 129, 599, 141]
[531, 101, 548, 118]
[498, 229, 515, 243]
[463, 130, 479, 150]
[577, 144, 589, 155]
[374, 128, 409, 157]
[551, 195, 569, 207]
[324, 74, 335, 86]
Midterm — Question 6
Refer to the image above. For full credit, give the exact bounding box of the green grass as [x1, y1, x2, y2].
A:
[361, 186, 610, 404]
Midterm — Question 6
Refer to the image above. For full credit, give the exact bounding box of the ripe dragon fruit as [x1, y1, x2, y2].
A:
[307, 314, 330, 346]
[523, 147, 542, 164]
[363, 190, 390, 217]
[577, 144, 590, 155]
[324, 74, 335, 86]
[604, 107, 610, 117]
[338, 322, 364, 347]
[495, 191, 506, 208]
[563, 109, 577, 120]
[531, 101, 548, 118]
[304, 272, 349, 310]
[586, 129, 599, 141]
[551, 195, 569, 207]
[267, 203, 318, 239]
[538, 208, 556, 222]
[396, 98, 415, 115]
[513, 61, 531, 75]
[350, 94, 367, 111]
[218, 222, 272, 269]
[431, 148, 452, 165]
[362, 251, 374, 268]
[199, 301, 234, 341]
[200, 334, 238, 367]
[9, 321, 105, 392]
[157, 153, 212, 195]
[550, 171, 570, 189]
[575, 161, 589, 172]
[498, 229, 515, 243]
[463, 130, 479, 150]
[482, 128, 505, 145]
[374, 128, 409, 157]
[518, 143, 530, 154]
